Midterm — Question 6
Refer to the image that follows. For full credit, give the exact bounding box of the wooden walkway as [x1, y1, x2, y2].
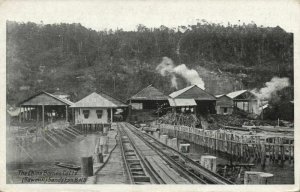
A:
[95, 144, 129, 184]
[157, 124, 294, 164]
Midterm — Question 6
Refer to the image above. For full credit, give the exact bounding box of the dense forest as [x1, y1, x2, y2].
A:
[6, 20, 293, 105]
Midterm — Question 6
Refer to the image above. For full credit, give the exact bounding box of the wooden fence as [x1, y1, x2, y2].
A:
[157, 124, 294, 165]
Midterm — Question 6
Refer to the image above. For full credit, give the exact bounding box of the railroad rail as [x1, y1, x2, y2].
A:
[120, 122, 234, 184]
[117, 124, 156, 184]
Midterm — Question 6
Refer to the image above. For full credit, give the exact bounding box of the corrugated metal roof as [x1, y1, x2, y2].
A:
[46, 92, 74, 105]
[169, 85, 194, 98]
[168, 98, 197, 107]
[130, 85, 169, 101]
[169, 85, 216, 100]
[226, 90, 248, 99]
[71, 92, 127, 108]
[100, 92, 128, 107]
[19, 91, 74, 106]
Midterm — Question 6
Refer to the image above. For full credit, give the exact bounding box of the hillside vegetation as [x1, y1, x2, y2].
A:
[7, 21, 293, 104]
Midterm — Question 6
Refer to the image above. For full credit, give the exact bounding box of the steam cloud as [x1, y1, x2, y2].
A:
[156, 57, 205, 89]
[254, 77, 290, 100]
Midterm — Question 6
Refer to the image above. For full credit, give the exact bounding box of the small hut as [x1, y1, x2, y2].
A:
[71, 92, 127, 125]
[215, 94, 234, 115]
[128, 85, 169, 110]
[226, 90, 259, 114]
[169, 85, 216, 115]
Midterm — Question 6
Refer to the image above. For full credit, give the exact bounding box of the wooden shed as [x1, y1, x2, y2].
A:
[215, 94, 234, 115]
[71, 92, 127, 125]
[18, 91, 74, 128]
[128, 85, 169, 110]
[226, 90, 259, 114]
[169, 85, 216, 115]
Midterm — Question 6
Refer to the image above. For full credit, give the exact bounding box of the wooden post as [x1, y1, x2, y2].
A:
[22, 106, 25, 121]
[110, 108, 113, 124]
[37, 106, 39, 122]
[26, 107, 28, 120]
[261, 143, 266, 169]
[244, 171, 273, 184]
[24, 107, 26, 121]
[72, 108, 75, 124]
[81, 156, 94, 177]
[171, 138, 178, 150]
[179, 143, 190, 153]
[29, 107, 32, 120]
[98, 153, 103, 163]
[200, 155, 217, 173]
[153, 131, 160, 139]
[19, 107, 21, 123]
[65, 105, 68, 122]
[159, 135, 168, 145]
[42, 105, 45, 129]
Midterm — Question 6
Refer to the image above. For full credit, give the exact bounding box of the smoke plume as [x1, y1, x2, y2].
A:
[156, 57, 205, 89]
[254, 77, 290, 100]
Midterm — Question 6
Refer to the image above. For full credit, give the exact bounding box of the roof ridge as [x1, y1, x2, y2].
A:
[169, 85, 195, 98]
[131, 84, 153, 98]
[98, 91, 126, 104]
[169, 85, 216, 100]
[43, 91, 74, 105]
[71, 92, 127, 108]
[226, 89, 248, 99]
[18, 90, 73, 106]
[196, 86, 217, 99]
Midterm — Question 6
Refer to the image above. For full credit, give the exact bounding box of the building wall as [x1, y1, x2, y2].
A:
[235, 100, 259, 114]
[131, 102, 143, 110]
[130, 100, 168, 110]
[74, 108, 109, 124]
[216, 96, 234, 115]
[216, 106, 233, 115]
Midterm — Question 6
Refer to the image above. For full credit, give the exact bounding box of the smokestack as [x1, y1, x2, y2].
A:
[156, 57, 205, 89]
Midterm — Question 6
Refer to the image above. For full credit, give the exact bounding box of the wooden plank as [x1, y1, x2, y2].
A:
[146, 156, 176, 184]
[152, 156, 188, 184]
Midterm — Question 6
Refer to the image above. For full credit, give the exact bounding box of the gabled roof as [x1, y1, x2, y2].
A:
[100, 92, 128, 107]
[169, 85, 216, 100]
[129, 85, 169, 101]
[19, 91, 74, 106]
[226, 90, 248, 99]
[46, 92, 73, 105]
[71, 92, 127, 108]
[169, 85, 194, 98]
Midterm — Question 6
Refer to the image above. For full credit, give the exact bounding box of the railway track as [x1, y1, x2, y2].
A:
[118, 124, 158, 184]
[119, 122, 234, 185]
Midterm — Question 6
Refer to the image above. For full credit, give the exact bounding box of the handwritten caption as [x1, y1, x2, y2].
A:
[18, 169, 87, 183]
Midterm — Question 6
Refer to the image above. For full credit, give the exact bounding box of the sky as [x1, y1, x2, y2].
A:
[0, 0, 299, 32]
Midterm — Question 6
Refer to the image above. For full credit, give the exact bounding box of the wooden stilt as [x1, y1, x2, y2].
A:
[65, 105, 68, 122]
[19, 107, 21, 123]
[42, 105, 45, 129]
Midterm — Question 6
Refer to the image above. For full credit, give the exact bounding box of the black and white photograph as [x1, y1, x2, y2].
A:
[1, 0, 299, 191]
